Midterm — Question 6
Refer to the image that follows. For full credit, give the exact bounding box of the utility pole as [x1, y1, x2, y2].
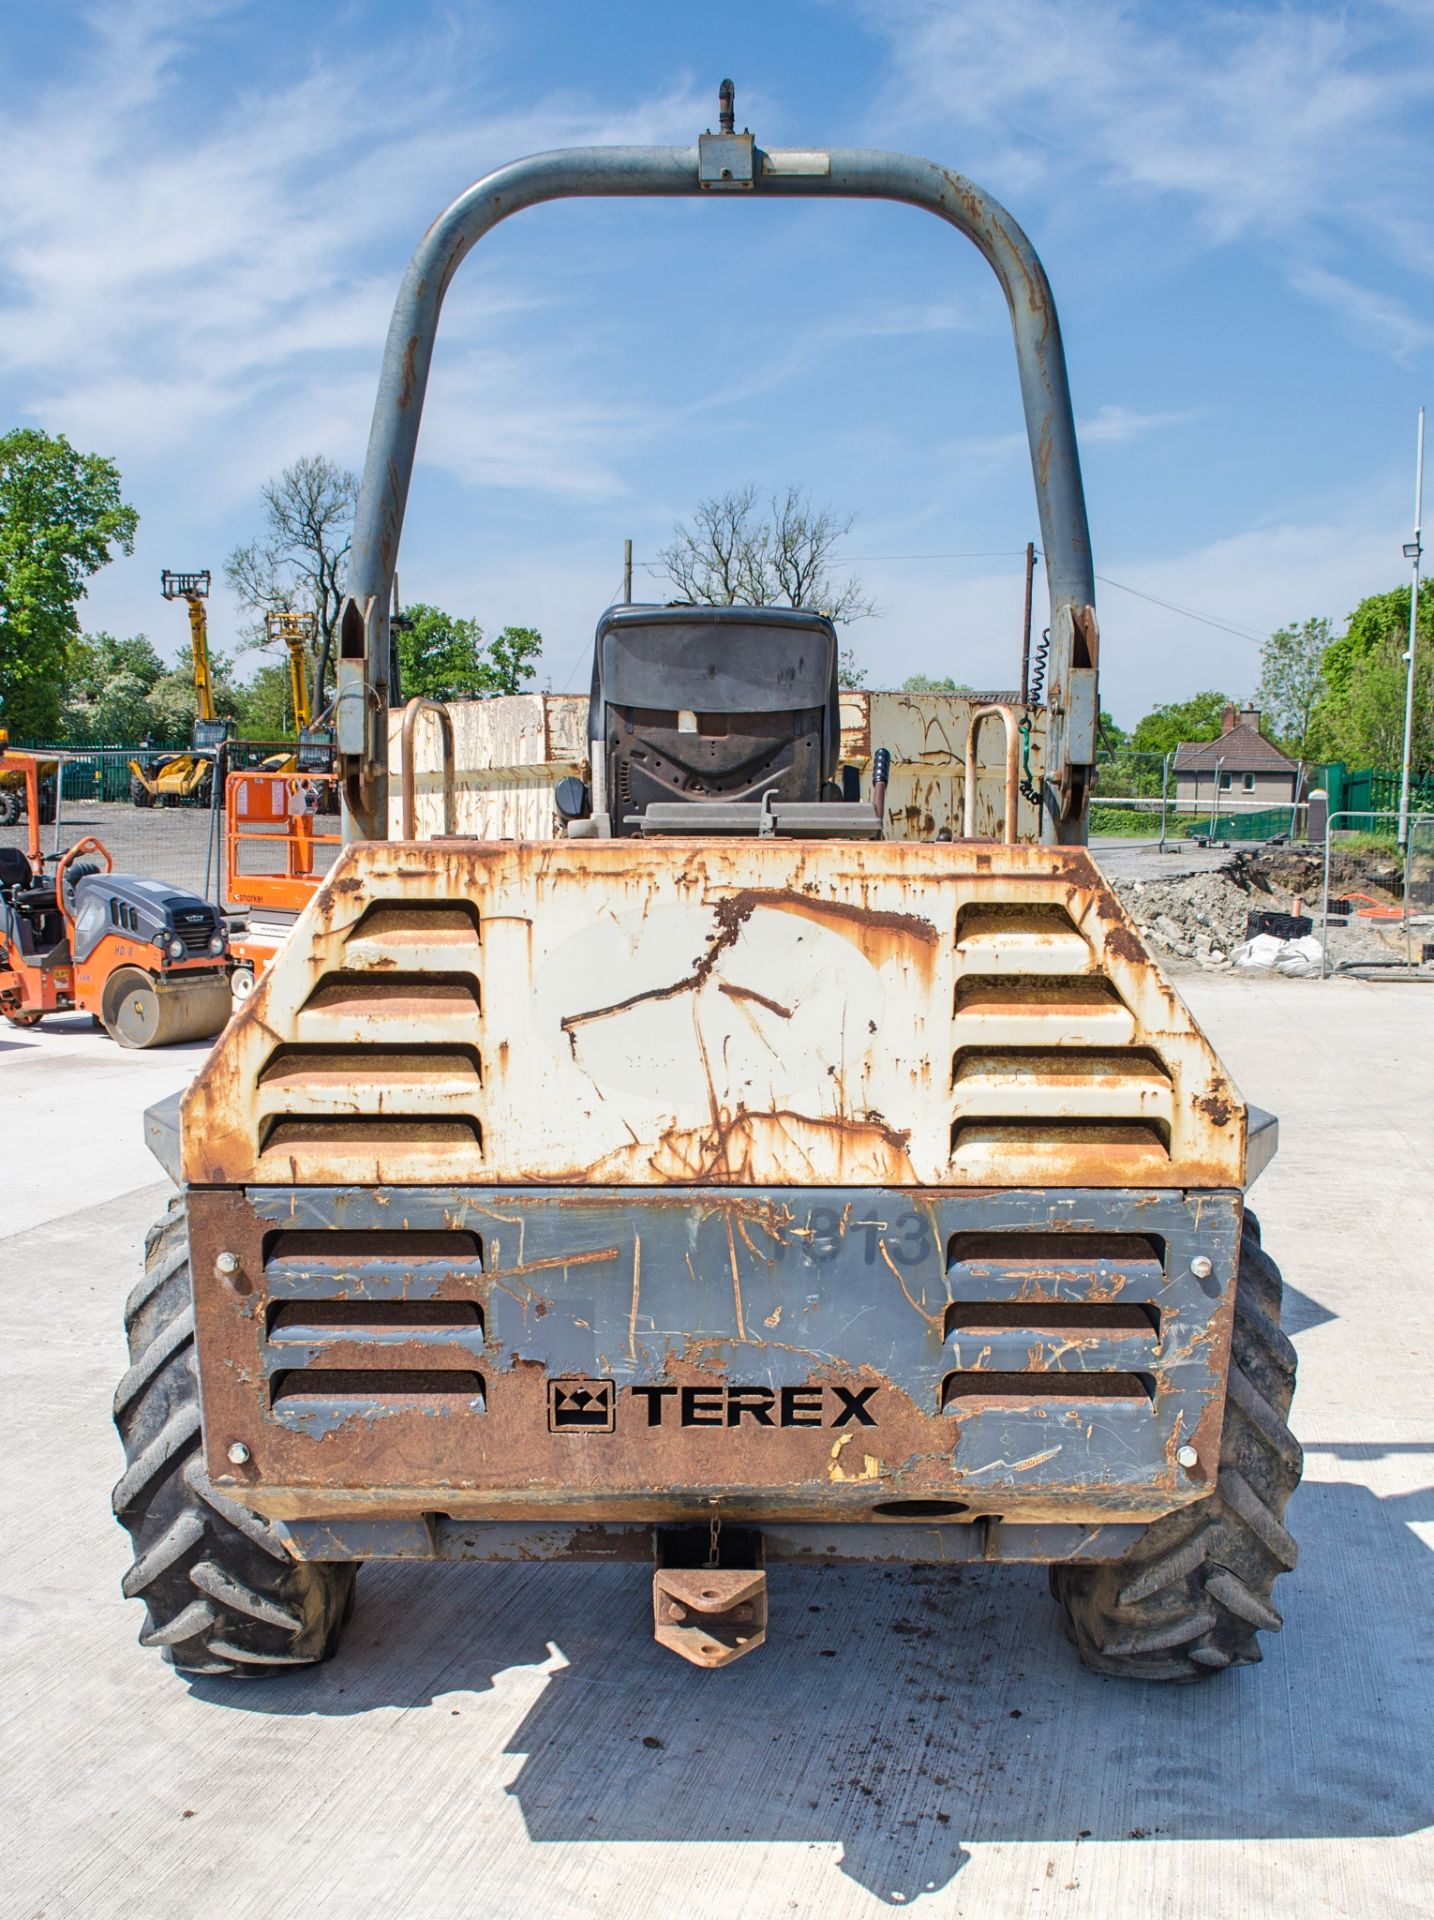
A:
[1398, 406, 1425, 853]
[1019, 541, 1037, 703]
[623, 539, 633, 605]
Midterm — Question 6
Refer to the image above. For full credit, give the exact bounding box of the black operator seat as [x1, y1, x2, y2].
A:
[589, 604, 840, 835]
[0, 846, 64, 954]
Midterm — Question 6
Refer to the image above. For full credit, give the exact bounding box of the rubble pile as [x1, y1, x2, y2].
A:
[1110, 866, 1253, 971]
[1108, 845, 1420, 974]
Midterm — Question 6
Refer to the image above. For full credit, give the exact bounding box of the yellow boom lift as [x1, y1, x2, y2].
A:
[129, 571, 235, 807]
[257, 610, 335, 777]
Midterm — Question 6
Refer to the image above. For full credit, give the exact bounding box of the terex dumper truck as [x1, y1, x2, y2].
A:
[114, 88, 1301, 1682]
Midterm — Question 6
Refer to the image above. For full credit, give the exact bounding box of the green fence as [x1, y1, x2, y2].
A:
[12, 738, 301, 801]
[1182, 806, 1293, 843]
[1319, 764, 1434, 834]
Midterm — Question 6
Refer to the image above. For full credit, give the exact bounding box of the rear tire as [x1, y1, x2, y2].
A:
[1051, 1209, 1301, 1679]
[130, 775, 154, 809]
[112, 1195, 355, 1677]
[0, 788, 19, 826]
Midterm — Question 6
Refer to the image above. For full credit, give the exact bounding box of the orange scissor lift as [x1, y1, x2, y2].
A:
[224, 768, 341, 1003]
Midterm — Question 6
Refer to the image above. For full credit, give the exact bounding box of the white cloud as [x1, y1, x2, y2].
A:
[852, 0, 1434, 357]
[1284, 265, 1434, 364]
[1078, 405, 1202, 445]
[0, 7, 714, 501]
[849, 506, 1407, 722]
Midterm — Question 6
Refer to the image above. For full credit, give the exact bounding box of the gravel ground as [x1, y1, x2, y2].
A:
[1098, 843, 1434, 976]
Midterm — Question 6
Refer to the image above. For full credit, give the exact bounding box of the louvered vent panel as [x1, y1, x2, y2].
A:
[256, 901, 484, 1178]
[262, 1232, 487, 1423]
[942, 1231, 1165, 1406]
[956, 901, 1095, 975]
[952, 901, 1175, 1177]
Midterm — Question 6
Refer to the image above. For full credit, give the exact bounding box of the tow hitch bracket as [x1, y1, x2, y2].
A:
[653, 1527, 768, 1668]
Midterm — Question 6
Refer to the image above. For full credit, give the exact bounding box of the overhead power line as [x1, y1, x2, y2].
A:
[632, 547, 1270, 645]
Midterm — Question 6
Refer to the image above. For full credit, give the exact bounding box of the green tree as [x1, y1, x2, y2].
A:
[900, 672, 969, 692]
[484, 625, 543, 696]
[1256, 617, 1333, 758]
[1129, 690, 1236, 757]
[144, 655, 244, 741]
[60, 631, 165, 742]
[395, 605, 543, 701]
[839, 647, 867, 689]
[233, 661, 301, 739]
[1323, 632, 1432, 771]
[1321, 585, 1433, 701]
[1314, 586, 1434, 774]
[0, 429, 138, 736]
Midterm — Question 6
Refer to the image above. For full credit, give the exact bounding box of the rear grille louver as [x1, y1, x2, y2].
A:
[262, 1231, 487, 1424]
[952, 905, 1175, 1178]
[254, 902, 484, 1177]
[943, 1230, 1166, 1407]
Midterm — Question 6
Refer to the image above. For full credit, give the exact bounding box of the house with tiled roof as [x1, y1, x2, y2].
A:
[1174, 704, 1299, 812]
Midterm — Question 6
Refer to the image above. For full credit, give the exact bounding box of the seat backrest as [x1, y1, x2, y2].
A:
[0, 845, 34, 894]
[588, 604, 840, 835]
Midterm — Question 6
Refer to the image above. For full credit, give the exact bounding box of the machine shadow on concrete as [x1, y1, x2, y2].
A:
[194, 1456, 1434, 1905]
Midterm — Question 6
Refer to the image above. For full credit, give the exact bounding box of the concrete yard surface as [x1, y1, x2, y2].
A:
[1, 974, 1432, 1917]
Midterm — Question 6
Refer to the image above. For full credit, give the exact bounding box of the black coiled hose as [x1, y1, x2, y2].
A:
[1027, 627, 1050, 707]
[1019, 627, 1051, 808]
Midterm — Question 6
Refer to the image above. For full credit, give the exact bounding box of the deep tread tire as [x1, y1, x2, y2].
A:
[1051, 1209, 1301, 1680]
[113, 1195, 355, 1677]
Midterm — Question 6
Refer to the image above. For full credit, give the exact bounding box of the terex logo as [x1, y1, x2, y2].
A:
[630, 1384, 878, 1429]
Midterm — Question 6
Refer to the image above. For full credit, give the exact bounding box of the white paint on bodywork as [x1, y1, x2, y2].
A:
[532, 902, 884, 1108]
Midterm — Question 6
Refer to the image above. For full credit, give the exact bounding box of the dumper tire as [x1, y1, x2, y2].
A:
[112, 1194, 356, 1677]
[129, 775, 153, 809]
[1050, 1208, 1301, 1680]
[0, 788, 19, 826]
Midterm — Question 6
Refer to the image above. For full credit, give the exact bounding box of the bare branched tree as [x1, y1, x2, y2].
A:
[226, 454, 359, 705]
[658, 485, 878, 624]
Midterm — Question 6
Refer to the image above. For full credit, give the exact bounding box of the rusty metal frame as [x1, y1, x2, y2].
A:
[963, 704, 1022, 845]
[338, 99, 1097, 844]
[398, 697, 456, 840]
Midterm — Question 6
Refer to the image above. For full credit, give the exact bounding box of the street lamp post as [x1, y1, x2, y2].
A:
[1398, 405, 1425, 854]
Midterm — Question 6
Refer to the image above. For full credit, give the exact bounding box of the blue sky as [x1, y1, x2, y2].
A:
[1, 0, 1429, 725]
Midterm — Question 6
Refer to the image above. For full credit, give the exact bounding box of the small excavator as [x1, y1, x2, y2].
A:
[1, 745, 231, 1045]
[129, 571, 234, 807]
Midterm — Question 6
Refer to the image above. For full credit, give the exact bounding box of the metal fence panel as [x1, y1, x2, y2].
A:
[1318, 810, 1434, 978]
[1, 754, 224, 903]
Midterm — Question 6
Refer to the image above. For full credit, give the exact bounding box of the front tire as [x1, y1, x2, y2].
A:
[1051, 1209, 1301, 1679]
[112, 1196, 356, 1676]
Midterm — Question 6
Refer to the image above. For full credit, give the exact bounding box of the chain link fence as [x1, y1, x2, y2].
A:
[1, 750, 224, 902]
[1, 742, 339, 910]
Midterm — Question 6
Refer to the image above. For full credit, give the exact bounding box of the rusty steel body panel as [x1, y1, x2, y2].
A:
[179, 834, 1253, 1558]
[180, 838, 1244, 1193]
[189, 1181, 1237, 1543]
